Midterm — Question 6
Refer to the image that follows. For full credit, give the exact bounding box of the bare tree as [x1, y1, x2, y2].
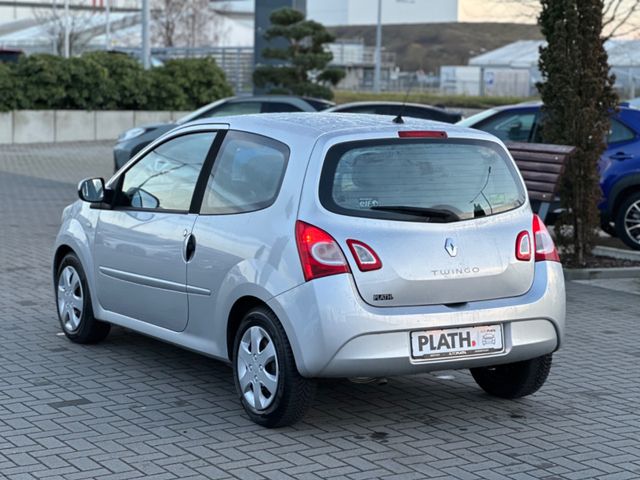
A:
[490, 0, 640, 38]
[33, 1, 95, 55]
[152, 0, 185, 47]
[602, 0, 640, 38]
[152, 0, 229, 48]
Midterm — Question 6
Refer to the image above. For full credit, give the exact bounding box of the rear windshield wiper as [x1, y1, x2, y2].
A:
[370, 205, 460, 222]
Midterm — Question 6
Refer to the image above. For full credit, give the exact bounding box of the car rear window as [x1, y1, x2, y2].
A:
[319, 139, 526, 222]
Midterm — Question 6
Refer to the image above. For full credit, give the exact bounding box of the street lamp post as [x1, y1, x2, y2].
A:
[142, 0, 150, 69]
[373, 0, 382, 93]
[105, 0, 111, 50]
[63, 0, 70, 58]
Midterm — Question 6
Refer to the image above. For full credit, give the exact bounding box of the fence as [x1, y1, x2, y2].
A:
[114, 46, 254, 94]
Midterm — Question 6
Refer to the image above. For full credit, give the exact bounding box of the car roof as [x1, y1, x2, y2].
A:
[183, 112, 500, 144]
[490, 101, 542, 111]
[228, 95, 308, 102]
[329, 101, 446, 111]
[488, 101, 640, 119]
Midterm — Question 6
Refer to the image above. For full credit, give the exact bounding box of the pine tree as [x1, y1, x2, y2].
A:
[253, 8, 344, 100]
[537, 0, 618, 266]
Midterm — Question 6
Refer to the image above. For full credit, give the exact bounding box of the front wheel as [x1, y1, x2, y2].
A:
[232, 306, 316, 427]
[470, 354, 552, 399]
[615, 192, 640, 250]
[55, 253, 111, 344]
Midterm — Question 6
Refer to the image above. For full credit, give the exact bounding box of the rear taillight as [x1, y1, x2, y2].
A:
[295, 221, 350, 281]
[533, 214, 560, 262]
[347, 239, 382, 271]
[515, 231, 532, 261]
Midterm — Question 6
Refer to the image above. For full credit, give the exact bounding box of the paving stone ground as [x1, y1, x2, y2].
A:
[0, 141, 639, 480]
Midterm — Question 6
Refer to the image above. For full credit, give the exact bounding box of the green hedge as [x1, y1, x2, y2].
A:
[1, 52, 234, 112]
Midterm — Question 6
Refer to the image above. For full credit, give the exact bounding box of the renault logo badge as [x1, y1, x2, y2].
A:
[445, 238, 457, 257]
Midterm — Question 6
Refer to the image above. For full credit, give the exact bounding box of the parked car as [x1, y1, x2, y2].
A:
[113, 95, 334, 171]
[458, 103, 640, 249]
[106, 49, 164, 68]
[326, 101, 462, 123]
[55, 113, 566, 427]
[0, 48, 23, 63]
[627, 98, 640, 109]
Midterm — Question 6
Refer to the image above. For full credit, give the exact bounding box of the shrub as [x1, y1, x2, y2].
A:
[0, 63, 19, 111]
[13, 54, 69, 109]
[63, 56, 109, 110]
[148, 58, 234, 110]
[82, 51, 151, 110]
[3, 53, 233, 111]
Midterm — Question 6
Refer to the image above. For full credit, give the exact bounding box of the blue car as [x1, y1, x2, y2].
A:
[459, 103, 640, 250]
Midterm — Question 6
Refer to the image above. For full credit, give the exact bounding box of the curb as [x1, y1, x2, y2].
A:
[563, 266, 640, 281]
[593, 245, 640, 261]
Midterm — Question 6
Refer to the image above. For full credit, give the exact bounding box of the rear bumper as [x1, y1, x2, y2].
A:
[267, 261, 565, 378]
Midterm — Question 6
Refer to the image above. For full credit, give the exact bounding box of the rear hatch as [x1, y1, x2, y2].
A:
[317, 135, 534, 307]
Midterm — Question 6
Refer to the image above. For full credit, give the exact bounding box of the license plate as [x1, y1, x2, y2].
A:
[410, 324, 504, 360]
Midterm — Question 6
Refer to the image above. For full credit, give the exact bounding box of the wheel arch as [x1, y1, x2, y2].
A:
[53, 244, 75, 279]
[608, 174, 640, 218]
[226, 296, 270, 361]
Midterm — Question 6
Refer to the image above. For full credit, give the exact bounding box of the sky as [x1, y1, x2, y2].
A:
[458, 0, 538, 23]
[213, 0, 640, 37]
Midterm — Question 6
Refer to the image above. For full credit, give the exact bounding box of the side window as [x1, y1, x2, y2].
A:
[262, 102, 303, 113]
[201, 131, 289, 214]
[338, 105, 377, 114]
[608, 119, 635, 144]
[118, 132, 215, 211]
[476, 111, 536, 143]
[205, 102, 262, 118]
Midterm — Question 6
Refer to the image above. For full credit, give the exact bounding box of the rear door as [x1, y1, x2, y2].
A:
[313, 136, 534, 307]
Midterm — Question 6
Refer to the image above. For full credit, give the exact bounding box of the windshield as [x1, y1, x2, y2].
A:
[456, 109, 498, 127]
[319, 138, 526, 223]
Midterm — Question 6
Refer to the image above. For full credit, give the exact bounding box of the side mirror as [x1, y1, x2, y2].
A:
[78, 177, 105, 203]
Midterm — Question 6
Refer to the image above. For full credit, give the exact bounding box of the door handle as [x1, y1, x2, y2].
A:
[610, 151, 632, 161]
[183, 233, 196, 262]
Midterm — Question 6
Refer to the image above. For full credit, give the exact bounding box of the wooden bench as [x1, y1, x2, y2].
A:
[506, 142, 575, 222]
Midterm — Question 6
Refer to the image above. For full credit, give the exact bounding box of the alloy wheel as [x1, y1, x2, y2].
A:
[623, 200, 640, 246]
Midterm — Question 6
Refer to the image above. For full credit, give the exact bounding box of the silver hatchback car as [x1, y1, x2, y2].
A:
[54, 113, 566, 427]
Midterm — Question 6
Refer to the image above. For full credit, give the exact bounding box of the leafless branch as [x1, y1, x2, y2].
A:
[152, 0, 229, 48]
[604, 0, 640, 39]
[492, 0, 640, 39]
[33, 1, 94, 55]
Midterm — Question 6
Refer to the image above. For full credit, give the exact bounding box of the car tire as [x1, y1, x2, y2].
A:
[600, 217, 617, 237]
[615, 191, 640, 250]
[55, 253, 111, 344]
[470, 354, 552, 399]
[232, 306, 316, 428]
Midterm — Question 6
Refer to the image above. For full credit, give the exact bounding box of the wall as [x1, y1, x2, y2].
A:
[0, 110, 190, 145]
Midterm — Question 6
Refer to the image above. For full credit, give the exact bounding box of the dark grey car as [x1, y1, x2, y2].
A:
[326, 101, 462, 123]
[113, 95, 334, 171]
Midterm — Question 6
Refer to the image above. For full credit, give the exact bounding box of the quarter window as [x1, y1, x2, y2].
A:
[201, 131, 289, 214]
[608, 119, 635, 144]
[118, 132, 215, 211]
